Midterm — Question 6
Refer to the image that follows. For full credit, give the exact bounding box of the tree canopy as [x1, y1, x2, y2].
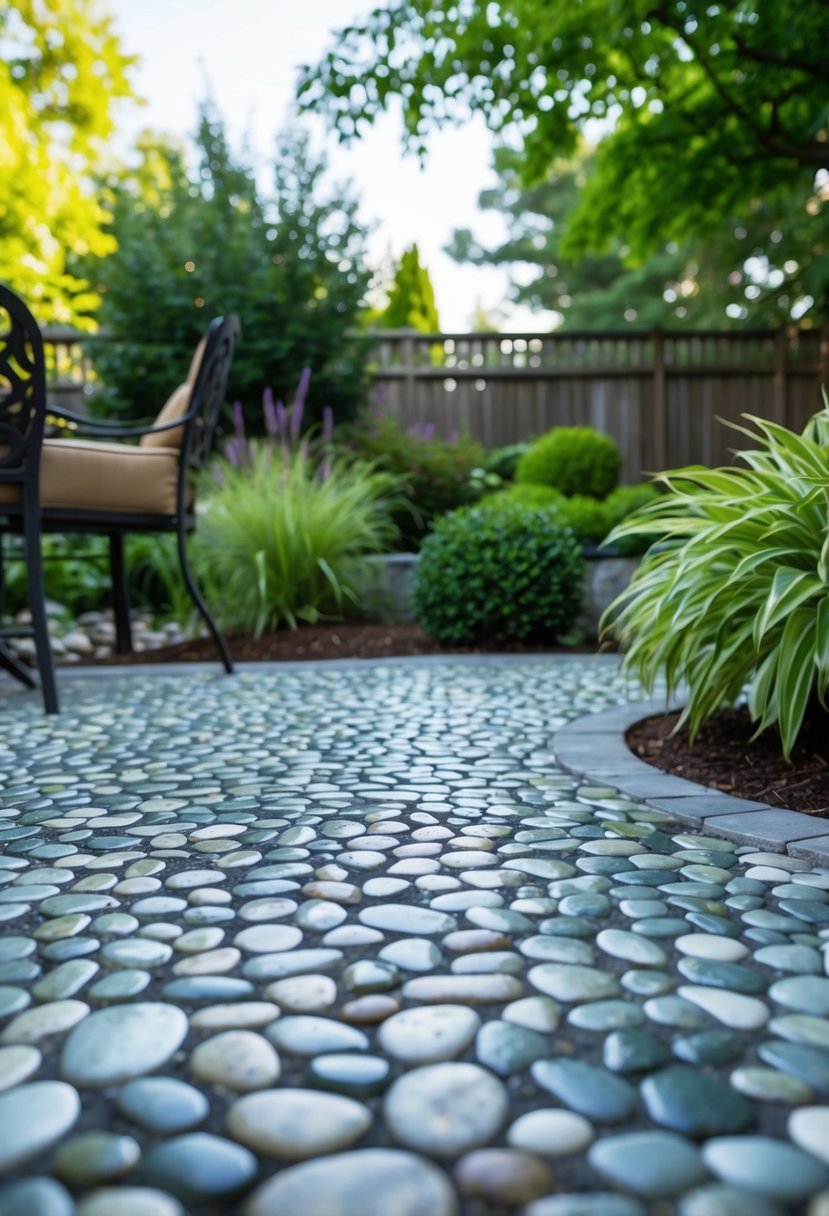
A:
[299, 0, 829, 323]
[0, 0, 135, 324]
[447, 145, 825, 327]
[91, 109, 374, 429]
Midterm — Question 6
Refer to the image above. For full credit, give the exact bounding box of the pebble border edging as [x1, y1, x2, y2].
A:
[555, 700, 829, 865]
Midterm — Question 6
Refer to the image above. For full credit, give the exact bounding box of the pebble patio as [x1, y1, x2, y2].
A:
[0, 655, 828, 1216]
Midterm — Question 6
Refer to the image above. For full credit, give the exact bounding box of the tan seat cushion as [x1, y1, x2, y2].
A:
[140, 382, 191, 451]
[0, 438, 181, 515]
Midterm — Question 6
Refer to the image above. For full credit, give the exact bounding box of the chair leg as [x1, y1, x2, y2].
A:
[0, 532, 6, 623]
[0, 641, 38, 689]
[109, 534, 133, 654]
[176, 525, 234, 674]
[0, 532, 37, 691]
[23, 519, 58, 714]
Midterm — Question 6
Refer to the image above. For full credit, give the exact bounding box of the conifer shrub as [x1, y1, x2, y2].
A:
[516, 426, 621, 498]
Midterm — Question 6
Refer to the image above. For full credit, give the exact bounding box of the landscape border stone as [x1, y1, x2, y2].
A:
[555, 697, 829, 864]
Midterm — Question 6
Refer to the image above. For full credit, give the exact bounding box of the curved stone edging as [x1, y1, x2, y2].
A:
[555, 698, 829, 864]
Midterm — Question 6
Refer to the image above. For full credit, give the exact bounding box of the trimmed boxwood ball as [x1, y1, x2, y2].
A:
[412, 500, 586, 645]
[516, 426, 621, 499]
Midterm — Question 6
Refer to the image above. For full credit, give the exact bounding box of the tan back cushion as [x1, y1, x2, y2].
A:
[140, 382, 191, 450]
[186, 336, 207, 386]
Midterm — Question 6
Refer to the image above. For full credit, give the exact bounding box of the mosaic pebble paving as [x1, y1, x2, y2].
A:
[0, 658, 827, 1215]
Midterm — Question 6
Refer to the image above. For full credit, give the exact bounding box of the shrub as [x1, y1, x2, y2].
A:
[493, 483, 567, 511]
[480, 484, 609, 545]
[516, 426, 621, 498]
[92, 116, 372, 432]
[353, 416, 485, 548]
[413, 499, 585, 645]
[192, 448, 401, 636]
[559, 494, 611, 545]
[601, 483, 663, 555]
[603, 407, 829, 757]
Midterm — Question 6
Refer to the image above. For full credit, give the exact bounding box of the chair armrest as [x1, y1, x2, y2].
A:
[47, 405, 197, 440]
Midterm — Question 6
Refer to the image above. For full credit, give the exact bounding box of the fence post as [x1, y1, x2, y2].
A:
[773, 327, 787, 424]
[402, 331, 416, 427]
[651, 328, 667, 470]
[820, 324, 829, 396]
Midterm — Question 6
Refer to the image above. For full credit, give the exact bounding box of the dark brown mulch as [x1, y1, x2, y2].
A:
[88, 621, 599, 665]
[628, 707, 829, 817]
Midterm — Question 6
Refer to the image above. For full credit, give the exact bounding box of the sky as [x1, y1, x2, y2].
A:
[108, 0, 552, 332]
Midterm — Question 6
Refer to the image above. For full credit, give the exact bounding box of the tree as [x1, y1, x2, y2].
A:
[375, 243, 441, 330]
[298, 0, 829, 324]
[447, 146, 819, 328]
[0, 1, 134, 324]
[91, 107, 374, 428]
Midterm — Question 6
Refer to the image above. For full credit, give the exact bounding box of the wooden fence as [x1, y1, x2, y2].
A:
[42, 326, 829, 482]
[369, 329, 829, 482]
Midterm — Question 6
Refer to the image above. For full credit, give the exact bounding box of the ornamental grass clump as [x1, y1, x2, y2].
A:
[193, 447, 401, 637]
[603, 406, 829, 757]
[413, 499, 585, 645]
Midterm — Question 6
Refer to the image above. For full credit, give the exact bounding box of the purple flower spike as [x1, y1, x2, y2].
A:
[275, 400, 288, 437]
[322, 405, 334, 443]
[263, 387, 278, 440]
[232, 400, 246, 440]
[294, 366, 311, 410]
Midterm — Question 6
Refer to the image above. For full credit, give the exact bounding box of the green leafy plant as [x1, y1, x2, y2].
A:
[1, 535, 110, 617]
[516, 426, 620, 499]
[603, 407, 829, 757]
[191, 448, 401, 636]
[483, 441, 533, 481]
[353, 416, 485, 549]
[413, 499, 585, 645]
[124, 534, 193, 626]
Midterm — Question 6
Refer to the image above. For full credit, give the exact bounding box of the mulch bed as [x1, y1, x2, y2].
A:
[88, 622, 829, 818]
[628, 707, 829, 817]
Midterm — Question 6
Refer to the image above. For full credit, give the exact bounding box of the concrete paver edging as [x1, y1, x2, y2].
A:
[555, 698, 829, 864]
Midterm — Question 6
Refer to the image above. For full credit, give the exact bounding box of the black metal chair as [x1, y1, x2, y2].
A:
[0, 285, 59, 711]
[0, 283, 239, 712]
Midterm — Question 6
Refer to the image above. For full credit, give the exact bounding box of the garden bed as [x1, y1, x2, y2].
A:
[87, 620, 598, 665]
[628, 707, 829, 817]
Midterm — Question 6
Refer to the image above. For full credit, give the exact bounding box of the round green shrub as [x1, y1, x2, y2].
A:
[413, 500, 585, 645]
[481, 483, 567, 512]
[602, 483, 663, 555]
[516, 426, 621, 498]
[559, 494, 611, 545]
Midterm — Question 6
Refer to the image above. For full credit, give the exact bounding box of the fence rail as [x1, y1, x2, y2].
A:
[41, 326, 829, 481]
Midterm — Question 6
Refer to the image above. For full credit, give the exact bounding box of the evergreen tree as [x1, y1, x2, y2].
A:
[376, 244, 441, 332]
[91, 107, 373, 428]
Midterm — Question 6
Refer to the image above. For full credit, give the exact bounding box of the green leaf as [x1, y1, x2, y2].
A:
[754, 569, 822, 647]
[777, 608, 818, 758]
